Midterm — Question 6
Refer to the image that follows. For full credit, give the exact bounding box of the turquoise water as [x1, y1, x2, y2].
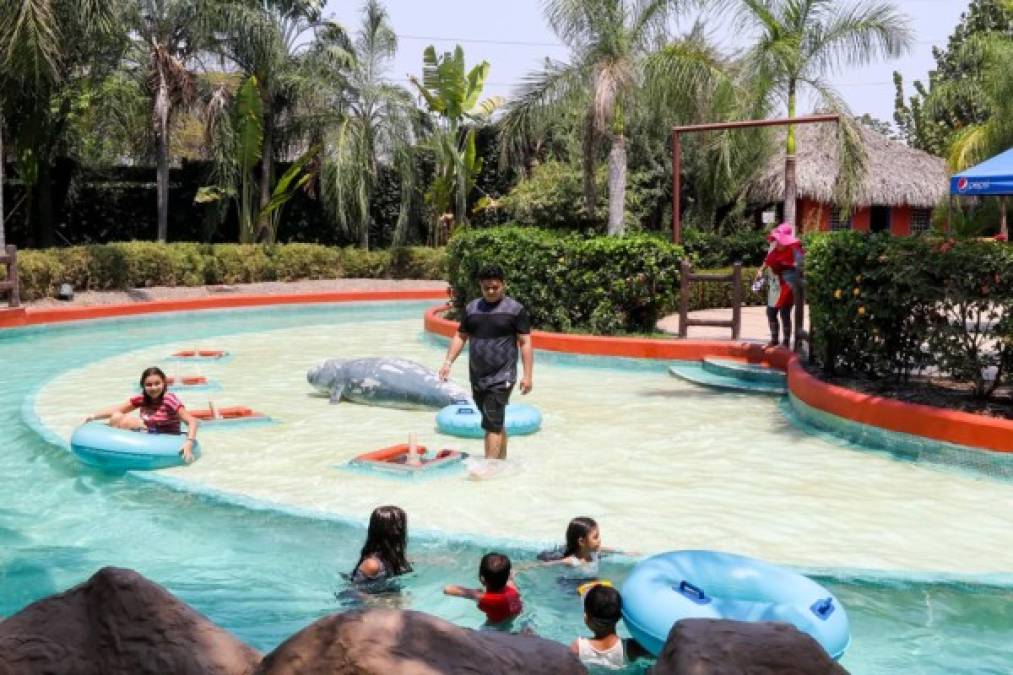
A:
[2, 302, 1012, 674]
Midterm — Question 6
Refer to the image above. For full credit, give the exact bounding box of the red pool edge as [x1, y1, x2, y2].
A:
[1, 293, 1008, 454]
[425, 305, 1013, 454]
[0, 289, 447, 328]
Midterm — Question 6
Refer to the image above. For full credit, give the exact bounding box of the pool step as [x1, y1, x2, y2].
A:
[668, 361, 787, 395]
[701, 358, 787, 386]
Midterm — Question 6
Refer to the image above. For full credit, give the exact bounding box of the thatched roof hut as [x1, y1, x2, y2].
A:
[748, 122, 948, 209]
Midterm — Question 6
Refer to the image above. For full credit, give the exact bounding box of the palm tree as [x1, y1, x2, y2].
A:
[212, 0, 352, 241]
[128, 0, 204, 242]
[500, 0, 704, 235]
[942, 33, 1013, 237]
[320, 0, 421, 249]
[735, 0, 912, 231]
[0, 0, 127, 246]
[409, 45, 501, 241]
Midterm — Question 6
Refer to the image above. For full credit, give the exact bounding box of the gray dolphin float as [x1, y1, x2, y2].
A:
[307, 357, 470, 410]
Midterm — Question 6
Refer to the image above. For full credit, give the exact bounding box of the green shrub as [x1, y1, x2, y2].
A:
[272, 244, 341, 281]
[447, 227, 685, 334]
[388, 247, 448, 279]
[340, 248, 392, 278]
[15, 250, 64, 301]
[498, 161, 603, 231]
[806, 231, 1013, 399]
[682, 227, 768, 268]
[15, 242, 449, 300]
[685, 265, 763, 312]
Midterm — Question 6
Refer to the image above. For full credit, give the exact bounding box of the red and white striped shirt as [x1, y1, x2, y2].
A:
[128, 392, 184, 434]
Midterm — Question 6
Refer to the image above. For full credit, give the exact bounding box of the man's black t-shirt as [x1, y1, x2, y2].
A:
[460, 296, 531, 390]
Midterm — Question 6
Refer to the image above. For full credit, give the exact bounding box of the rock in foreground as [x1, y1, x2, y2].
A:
[254, 607, 586, 675]
[652, 618, 848, 675]
[0, 566, 261, 675]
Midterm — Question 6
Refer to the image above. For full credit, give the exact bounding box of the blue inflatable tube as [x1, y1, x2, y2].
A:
[621, 550, 850, 659]
[70, 422, 200, 471]
[435, 402, 542, 438]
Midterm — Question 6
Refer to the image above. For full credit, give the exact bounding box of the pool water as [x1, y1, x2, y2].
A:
[3, 301, 1012, 673]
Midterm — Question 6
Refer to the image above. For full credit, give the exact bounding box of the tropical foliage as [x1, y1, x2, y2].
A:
[0, 0, 970, 254]
[893, 0, 1012, 160]
[498, 0, 727, 235]
[410, 45, 501, 242]
[320, 0, 422, 249]
[734, 0, 912, 228]
[16, 240, 447, 300]
[447, 226, 686, 334]
[806, 231, 1013, 400]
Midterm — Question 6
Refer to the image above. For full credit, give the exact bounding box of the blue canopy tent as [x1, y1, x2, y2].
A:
[950, 147, 1013, 237]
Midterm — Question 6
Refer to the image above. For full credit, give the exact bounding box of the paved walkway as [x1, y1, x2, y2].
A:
[657, 305, 810, 343]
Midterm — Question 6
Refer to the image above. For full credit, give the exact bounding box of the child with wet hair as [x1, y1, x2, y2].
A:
[350, 505, 412, 584]
[569, 583, 649, 669]
[537, 516, 612, 576]
[444, 552, 523, 626]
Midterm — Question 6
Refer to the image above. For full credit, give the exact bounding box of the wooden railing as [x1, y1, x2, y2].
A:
[678, 261, 741, 340]
[0, 245, 20, 308]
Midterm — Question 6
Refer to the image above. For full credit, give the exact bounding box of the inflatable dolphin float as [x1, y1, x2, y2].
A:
[307, 357, 470, 410]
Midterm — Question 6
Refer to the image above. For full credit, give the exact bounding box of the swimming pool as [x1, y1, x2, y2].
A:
[3, 301, 1012, 673]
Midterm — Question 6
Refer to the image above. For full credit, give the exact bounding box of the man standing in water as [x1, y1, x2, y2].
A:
[439, 264, 533, 460]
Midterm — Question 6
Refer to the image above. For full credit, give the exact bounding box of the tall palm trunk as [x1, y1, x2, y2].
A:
[0, 113, 5, 249]
[155, 74, 170, 243]
[783, 81, 798, 233]
[258, 108, 275, 243]
[607, 134, 626, 235]
[1001, 196, 1008, 239]
[582, 108, 597, 215]
[33, 161, 54, 248]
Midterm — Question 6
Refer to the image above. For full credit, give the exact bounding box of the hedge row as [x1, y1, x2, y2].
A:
[806, 232, 1013, 399]
[446, 227, 754, 335]
[15, 242, 447, 301]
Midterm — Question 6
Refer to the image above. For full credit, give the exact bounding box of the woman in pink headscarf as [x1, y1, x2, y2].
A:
[754, 223, 804, 348]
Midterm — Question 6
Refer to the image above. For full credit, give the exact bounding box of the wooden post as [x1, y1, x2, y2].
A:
[4, 245, 18, 308]
[678, 259, 690, 338]
[731, 262, 742, 340]
[1000, 196, 1008, 239]
[672, 131, 682, 245]
[793, 275, 805, 354]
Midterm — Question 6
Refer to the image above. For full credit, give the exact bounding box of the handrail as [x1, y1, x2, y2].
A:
[0, 245, 19, 308]
[678, 260, 742, 339]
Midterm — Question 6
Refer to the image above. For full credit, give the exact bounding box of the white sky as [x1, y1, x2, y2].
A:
[323, 0, 969, 128]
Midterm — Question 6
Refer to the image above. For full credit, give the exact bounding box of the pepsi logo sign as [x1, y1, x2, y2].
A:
[957, 177, 968, 192]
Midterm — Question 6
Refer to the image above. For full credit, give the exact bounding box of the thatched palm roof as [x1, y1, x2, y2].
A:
[748, 122, 948, 209]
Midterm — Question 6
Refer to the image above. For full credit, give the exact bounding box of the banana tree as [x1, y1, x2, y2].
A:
[198, 75, 319, 242]
[409, 45, 501, 241]
[209, 0, 351, 237]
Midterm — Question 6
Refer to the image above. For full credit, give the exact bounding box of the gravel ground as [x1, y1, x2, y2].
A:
[26, 278, 450, 308]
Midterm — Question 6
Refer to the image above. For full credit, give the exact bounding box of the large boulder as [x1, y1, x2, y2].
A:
[0, 566, 261, 675]
[652, 619, 848, 675]
[254, 608, 586, 675]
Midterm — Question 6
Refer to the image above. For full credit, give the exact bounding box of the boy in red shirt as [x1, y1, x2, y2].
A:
[444, 552, 523, 626]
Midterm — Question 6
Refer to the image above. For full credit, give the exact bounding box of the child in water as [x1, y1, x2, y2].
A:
[85, 366, 199, 463]
[444, 552, 523, 627]
[350, 505, 413, 585]
[570, 583, 649, 670]
[538, 516, 610, 576]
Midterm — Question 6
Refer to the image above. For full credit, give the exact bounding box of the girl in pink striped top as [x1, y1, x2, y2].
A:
[86, 366, 200, 463]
